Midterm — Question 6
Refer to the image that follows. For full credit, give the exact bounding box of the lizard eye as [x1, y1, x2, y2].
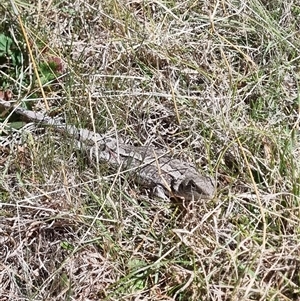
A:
[186, 180, 196, 190]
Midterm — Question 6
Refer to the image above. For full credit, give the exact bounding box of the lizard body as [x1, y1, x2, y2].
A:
[0, 100, 215, 200]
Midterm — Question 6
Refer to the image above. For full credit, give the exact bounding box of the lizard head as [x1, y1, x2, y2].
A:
[175, 176, 215, 201]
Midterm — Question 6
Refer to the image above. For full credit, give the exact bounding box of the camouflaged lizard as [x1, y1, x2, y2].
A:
[0, 100, 215, 201]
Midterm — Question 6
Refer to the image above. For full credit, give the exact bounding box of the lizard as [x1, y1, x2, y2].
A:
[0, 100, 216, 201]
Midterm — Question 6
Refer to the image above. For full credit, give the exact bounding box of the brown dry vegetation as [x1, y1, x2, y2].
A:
[0, 0, 300, 300]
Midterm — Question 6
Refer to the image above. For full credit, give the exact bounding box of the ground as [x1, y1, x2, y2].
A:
[0, 0, 300, 300]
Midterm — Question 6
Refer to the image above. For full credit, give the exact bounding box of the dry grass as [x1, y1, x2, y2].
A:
[1, 0, 300, 300]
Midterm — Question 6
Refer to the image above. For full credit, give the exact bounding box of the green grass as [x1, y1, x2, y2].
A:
[0, 0, 300, 300]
